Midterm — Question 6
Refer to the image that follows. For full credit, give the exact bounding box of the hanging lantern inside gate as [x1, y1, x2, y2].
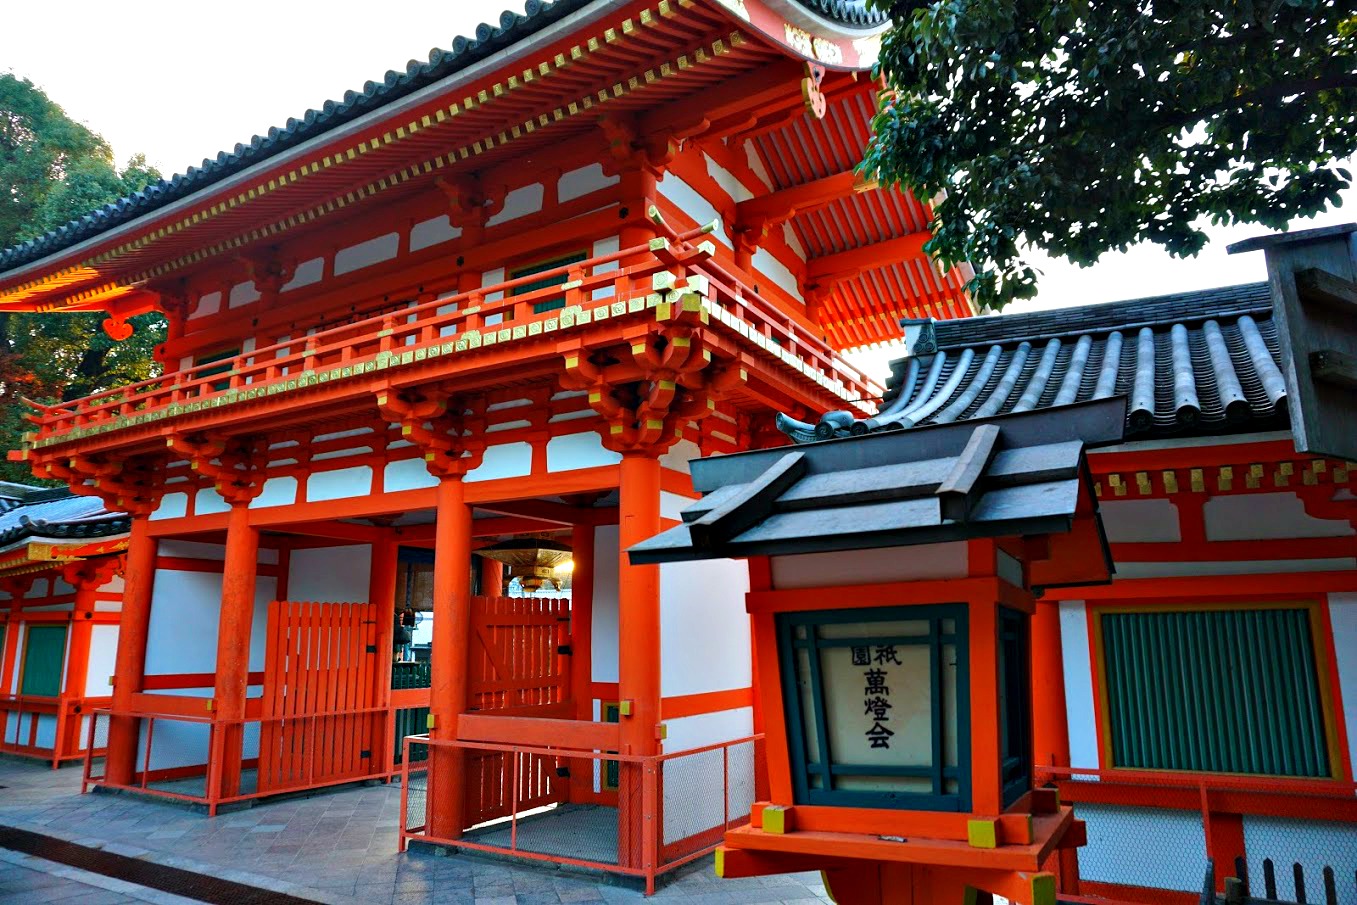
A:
[474, 538, 572, 592]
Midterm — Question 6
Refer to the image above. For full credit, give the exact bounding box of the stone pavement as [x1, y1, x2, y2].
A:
[0, 756, 832, 904]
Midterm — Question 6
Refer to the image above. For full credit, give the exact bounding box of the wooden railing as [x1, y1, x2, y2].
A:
[26, 223, 880, 447]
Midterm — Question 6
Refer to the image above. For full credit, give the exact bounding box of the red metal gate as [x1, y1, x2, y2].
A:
[258, 600, 383, 793]
[464, 595, 572, 826]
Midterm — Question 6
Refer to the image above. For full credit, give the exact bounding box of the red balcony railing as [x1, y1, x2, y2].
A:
[26, 221, 880, 448]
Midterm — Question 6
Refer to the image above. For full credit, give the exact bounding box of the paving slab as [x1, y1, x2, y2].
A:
[0, 756, 830, 903]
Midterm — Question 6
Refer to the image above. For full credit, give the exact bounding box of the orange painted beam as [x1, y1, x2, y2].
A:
[734, 169, 870, 232]
[456, 714, 620, 750]
[807, 231, 933, 286]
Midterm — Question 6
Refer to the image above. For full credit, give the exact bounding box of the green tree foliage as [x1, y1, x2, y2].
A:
[0, 73, 165, 482]
[862, 0, 1357, 309]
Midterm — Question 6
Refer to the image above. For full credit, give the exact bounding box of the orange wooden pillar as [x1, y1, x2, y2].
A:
[107, 518, 156, 785]
[1031, 599, 1069, 769]
[428, 475, 472, 838]
[211, 502, 259, 801]
[480, 557, 504, 598]
[568, 522, 595, 803]
[59, 559, 112, 766]
[369, 535, 399, 772]
[617, 452, 662, 869]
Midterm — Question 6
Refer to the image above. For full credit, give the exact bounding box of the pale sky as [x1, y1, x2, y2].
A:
[3, 1, 1353, 378]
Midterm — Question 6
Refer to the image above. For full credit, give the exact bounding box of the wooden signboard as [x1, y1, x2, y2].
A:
[1229, 224, 1357, 463]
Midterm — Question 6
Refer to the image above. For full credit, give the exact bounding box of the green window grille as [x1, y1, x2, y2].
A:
[777, 605, 971, 812]
[511, 252, 587, 315]
[602, 702, 621, 791]
[998, 607, 1032, 806]
[1099, 607, 1333, 777]
[193, 347, 239, 393]
[20, 624, 68, 697]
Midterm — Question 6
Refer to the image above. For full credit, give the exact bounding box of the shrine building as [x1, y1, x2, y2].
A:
[0, 0, 966, 893]
[0, 484, 128, 767]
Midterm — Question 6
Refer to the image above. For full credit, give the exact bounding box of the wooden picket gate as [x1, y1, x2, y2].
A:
[464, 595, 573, 826]
[257, 600, 383, 793]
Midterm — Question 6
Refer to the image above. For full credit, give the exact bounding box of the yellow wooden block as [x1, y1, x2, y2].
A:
[967, 818, 998, 849]
[762, 805, 791, 835]
[618, 700, 633, 717]
[714, 848, 726, 878]
[1031, 872, 1057, 905]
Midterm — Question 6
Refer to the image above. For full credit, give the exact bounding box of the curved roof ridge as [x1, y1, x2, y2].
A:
[0, 0, 592, 275]
[933, 282, 1272, 350]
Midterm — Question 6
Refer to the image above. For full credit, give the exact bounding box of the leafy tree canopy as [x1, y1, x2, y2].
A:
[862, 0, 1357, 309]
[0, 73, 164, 482]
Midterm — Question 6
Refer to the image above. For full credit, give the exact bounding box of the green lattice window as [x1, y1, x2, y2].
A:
[511, 252, 587, 315]
[1098, 606, 1334, 778]
[19, 624, 67, 697]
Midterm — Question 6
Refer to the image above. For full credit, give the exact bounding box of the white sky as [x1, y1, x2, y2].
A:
[3, 1, 1353, 378]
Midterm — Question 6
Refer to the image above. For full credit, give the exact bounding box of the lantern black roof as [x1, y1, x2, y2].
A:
[629, 398, 1122, 570]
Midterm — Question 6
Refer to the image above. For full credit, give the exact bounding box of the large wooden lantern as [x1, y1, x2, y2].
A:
[630, 399, 1126, 905]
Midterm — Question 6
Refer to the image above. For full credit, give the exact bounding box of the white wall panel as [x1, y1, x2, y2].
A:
[546, 432, 622, 472]
[466, 442, 533, 482]
[86, 624, 119, 696]
[660, 557, 750, 697]
[1059, 600, 1100, 769]
[288, 545, 372, 604]
[306, 466, 373, 502]
[592, 525, 620, 684]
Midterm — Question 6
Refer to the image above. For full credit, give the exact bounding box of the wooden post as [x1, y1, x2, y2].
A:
[480, 557, 504, 598]
[212, 502, 259, 800]
[369, 535, 399, 773]
[60, 559, 113, 766]
[1030, 599, 1070, 769]
[107, 518, 156, 785]
[617, 452, 662, 868]
[568, 522, 595, 803]
[428, 475, 472, 838]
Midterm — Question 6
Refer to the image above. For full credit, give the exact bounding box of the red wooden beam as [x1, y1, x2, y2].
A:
[807, 231, 933, 286]
[734, 169, 875, 233]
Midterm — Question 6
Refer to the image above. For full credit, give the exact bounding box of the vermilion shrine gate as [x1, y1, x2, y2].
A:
[0, 0, 962, 892]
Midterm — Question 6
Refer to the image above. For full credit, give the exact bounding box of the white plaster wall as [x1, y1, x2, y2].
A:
[660, 557, 750, 697]
[287, 545, 372, 604]
[770, 543, 968, 589]
[558, 163, 618, 202]
[466, 442, 533, 483]
[659, 491, 693, 522]
[659, 440, 700, 476]
[333, 232, 399, 276]
[151, 492, 189, 521]
[385, 458, 439, 492]
[409, 215, 461, 251]
[1078, 803, 1207, 891]
[546, 432, 622, 472]
[1204, 492, 1354, 540]
[307, 466, 373, 502]
[657, 173, 728, 247]
[251, 476, 299, 509]
[86, 624, 119, 696]
[281, 257, 323, 291]
[144, 570, 276, 682]
[194, 488, 230, 515]
[229, 281, 260, 309]
[487, 183, 544, 227]
[1243, 816, 1357, 905]
[1328, 593, 1357, 778]
[1099, 499, 1182, 543]
[751, 247, 803, 302]
[592, 525, 620, 684]
[190, 291, 221, 319]
[1059, 600, 1100, 769]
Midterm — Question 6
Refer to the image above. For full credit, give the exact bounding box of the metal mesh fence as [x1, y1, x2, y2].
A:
[1039, 767, 1357, 905]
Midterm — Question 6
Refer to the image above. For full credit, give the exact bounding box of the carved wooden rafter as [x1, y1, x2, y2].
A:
[60, 554, 123, 592]
[167, 434, 269, 505]
[561, 319, 745, 455]
[35, 454, 167, 518]
[376, 386, 489, 479]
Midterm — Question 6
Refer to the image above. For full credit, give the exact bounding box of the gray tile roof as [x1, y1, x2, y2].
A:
[0, 491, 128, 551]
[790, 0, 888, 26]
[630, 399, 1122, 578]
[0, 0, 593, 275]
[779, 282, 1288, 443]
